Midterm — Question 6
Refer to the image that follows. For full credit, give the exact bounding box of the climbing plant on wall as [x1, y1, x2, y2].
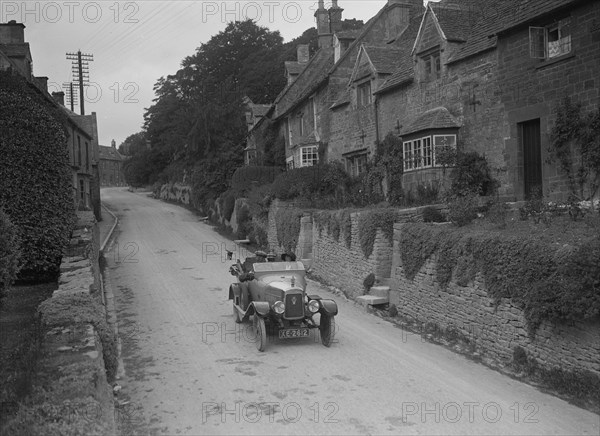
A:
[548, 98, 600, 205]
[0, 71, 74, 280]
[358, 208, 398, 258]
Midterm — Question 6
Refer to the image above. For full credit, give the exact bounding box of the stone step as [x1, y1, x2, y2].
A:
[356, 295, 389, 307]
[369, 286, 390, 299]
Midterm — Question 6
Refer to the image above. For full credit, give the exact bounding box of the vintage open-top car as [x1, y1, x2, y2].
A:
[228, 253, 338, 351]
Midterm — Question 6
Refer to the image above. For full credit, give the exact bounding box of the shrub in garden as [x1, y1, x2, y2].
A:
[447, 192, 478, 227]
[0, 208, 21, 299]
[449, 151, 498, 196]
[422, 206, 445, 223]
[0, 71, 74, 281]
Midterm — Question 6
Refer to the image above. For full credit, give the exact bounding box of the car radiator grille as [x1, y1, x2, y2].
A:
[284, 291, 304, 319]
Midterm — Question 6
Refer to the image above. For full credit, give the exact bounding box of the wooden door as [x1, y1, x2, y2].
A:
[520, 119, 542, 198]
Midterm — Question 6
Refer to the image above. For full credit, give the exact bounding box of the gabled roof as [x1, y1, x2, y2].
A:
[400, 106, 460, 136]
[252, 104, 271, 117]
[363, 45, 401, 75]
[99, 145, 123, 161]
[429, 2, 476, 42]
[375, 14, 422, 95]
[331, 87, 351, 109]
[336, 29, 362, 40]
[274, 47, 334, 119]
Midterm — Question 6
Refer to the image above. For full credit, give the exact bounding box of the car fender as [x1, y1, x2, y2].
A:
[319, 299, 338, 316]
[229, 283, 241, 300]
[248, 301, 270, 318]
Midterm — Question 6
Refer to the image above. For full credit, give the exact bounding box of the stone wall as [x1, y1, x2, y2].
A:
[33, 212, 116, 432]
[390, 222, 600, 376]
[311, 212, 392, 299]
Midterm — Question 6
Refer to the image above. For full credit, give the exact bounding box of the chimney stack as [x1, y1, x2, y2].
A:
[51, 91, 65, 106]
[297, 44, 309, 63]
[314, 0, 332, 48]
[328, 0, 344, 34]
[35, 76, 48, 93]
[0, 20, 25, 44]
[111, 139, 116, 148]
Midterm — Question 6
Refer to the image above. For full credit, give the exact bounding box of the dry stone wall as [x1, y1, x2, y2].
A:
[391, 222, 600, 376]
[311, 212, 392, 299]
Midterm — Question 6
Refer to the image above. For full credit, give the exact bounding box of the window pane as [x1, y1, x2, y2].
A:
[529, 27, 546, 59]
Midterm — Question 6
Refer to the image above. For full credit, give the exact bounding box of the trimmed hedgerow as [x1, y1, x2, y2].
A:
[0, 208, 21, 298]
[274, 206, 303, 252]
[358, 208, 397, 258]
[0, 71, 74, 281]
[399, 223, 600, 333]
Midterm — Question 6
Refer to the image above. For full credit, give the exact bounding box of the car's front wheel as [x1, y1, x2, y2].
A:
[253, 314, 267, 352]
[320, 313, 335, 347]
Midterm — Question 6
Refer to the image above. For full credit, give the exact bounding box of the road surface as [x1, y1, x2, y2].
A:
[101, 187, 599, 435]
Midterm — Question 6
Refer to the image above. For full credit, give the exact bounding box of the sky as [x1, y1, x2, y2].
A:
[0, 0, 429, 146]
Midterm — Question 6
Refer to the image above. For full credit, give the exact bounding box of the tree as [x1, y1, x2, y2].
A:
[118, 132, 146, 156]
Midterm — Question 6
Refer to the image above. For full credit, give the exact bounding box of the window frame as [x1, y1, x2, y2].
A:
[529, 17, 572, 60]
[345, 153, 368, 177]
[300, 145, 318, 167]
[420, 48, 441, 81]
[403, 133, 457, 172]
[357, 81, 372, 107]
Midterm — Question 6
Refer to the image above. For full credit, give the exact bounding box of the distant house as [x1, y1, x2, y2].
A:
[0, 21, 102, 216]
[99, 140, 125, 186]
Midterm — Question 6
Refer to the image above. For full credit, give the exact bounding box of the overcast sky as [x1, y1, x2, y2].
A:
[0, 1, 431, 146]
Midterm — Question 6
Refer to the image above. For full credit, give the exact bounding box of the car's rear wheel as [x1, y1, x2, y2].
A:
[253, 314, 267, 352]
[320, 313, 335, 347]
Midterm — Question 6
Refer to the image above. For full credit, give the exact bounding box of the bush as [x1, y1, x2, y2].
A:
[231, 166, 281, 193]
[449, 151, 498, 197]
[0, 208, 21, 297]
[271, 162, 353, 206]
[422, 206, 445, 223]
[447, 192, 478, 227]
[223, 192, 236, 221]
[0, 71, 74, 280]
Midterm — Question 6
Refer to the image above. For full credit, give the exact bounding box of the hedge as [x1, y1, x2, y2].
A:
[0, 208, 21, 296]
[0, 71, 74, 280]
[399, 223, 600, 333]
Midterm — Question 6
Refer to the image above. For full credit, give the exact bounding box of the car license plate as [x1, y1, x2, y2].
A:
[278, 328, 309, 339]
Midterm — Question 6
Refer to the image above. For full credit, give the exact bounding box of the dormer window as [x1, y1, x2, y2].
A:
[420, 48, 441, 81]
[357, 81, 372, 107]
[530, 17, 572, 59]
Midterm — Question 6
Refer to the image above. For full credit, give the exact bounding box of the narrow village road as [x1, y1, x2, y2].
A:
[101, 187, 599, 435]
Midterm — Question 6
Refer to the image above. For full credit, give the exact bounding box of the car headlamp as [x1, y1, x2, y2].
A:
[273, 301, 285, 315]
[308, 299, 320, 313]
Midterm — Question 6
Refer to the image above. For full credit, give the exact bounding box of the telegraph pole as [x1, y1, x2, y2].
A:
[62, 82, 78, 112]
[66, 50, 93, 115]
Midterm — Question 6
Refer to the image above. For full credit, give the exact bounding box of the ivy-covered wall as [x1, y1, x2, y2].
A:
[391, 222, 600, 377]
